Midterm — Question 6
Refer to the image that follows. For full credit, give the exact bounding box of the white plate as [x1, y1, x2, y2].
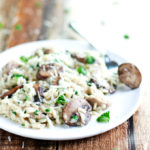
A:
[0, 39, 141, 140]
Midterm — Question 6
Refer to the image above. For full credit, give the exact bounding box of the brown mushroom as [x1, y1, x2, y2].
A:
[86, 97, 106, 107]
[2, 61, 20, 75]
[63, 98, 92, 126]
[118, 63, 142, 89]
[43, 48, 54, 54]
[0, 85, 23, 99]
[33, 83, 44, 104]
[71, 54, 86, 63]
[36, 63, 63, 83]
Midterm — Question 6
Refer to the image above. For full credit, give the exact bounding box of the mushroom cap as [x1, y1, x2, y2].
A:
[36, 63, 63, 81]
[63, 98, 92, 126]
[2, 61, 20, 75]
[118, 63, 142, 89]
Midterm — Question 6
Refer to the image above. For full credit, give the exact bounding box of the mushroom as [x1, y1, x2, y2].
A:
[43, 48, 54, 54]
[118, 63, 142, 89]
[2, 61, 20, 75]
[36, 63, 63, 83]
[63, 98, 92, 126]
[86, 97, 107, 107]
[71, 54, 86, 63]
[0, 85, 23, 99]
[33, 83, 44, 104]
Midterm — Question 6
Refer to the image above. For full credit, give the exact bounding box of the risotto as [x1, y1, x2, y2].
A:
[0, 48, 118, 129]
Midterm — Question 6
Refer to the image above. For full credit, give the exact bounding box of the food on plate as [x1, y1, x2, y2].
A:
[118, 63, 142, 89]
[0, 47, 141, 129]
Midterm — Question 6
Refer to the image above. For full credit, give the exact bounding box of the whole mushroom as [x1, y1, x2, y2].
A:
[118, 63, 142, 89]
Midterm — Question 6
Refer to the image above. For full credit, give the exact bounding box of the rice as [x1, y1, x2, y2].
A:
[0, 47, 118, 129]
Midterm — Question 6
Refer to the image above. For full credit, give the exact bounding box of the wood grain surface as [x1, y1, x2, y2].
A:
[0, 0, 149, 150]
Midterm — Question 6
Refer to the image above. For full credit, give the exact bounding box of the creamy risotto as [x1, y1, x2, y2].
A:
[0, 48, 118, 129]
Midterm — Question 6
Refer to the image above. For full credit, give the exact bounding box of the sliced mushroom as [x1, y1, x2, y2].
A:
[71, 54, 86, 63]
[63, 98, 92, 126]
[118, 63, 142, 89]
[36, 63, 63, 82]
[86, 97, 104, 106]
[33, 83, 44, 104]
[2, 61, 20, 75]
[0, 85, 23, 99]
[43, 48, 54, 54]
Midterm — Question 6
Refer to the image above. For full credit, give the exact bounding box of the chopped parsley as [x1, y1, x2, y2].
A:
[15, 24, 22, 30]
[77, 66, 87, 75]
[124, 34, 129, 39]
[24, 110, 27, 114]
[25, 96, 29, 101]
[45, 108, 50, 112]
[56, 95, 67, 104]
[34, 110, 39, 115]
[87, 81, 92, 86]
[21, 123, 25, 127]
[97, 111, 110, 123]
[75, 91, 78, 95]
[20, 56, 33, 64]
[85, 56, 95, 64]
[13, 74, 24, 80]
[71, 115, 78, 120]
[35, 1, 42, 8]
[0, 22, 4, 30]
[11, 110, 17, 115]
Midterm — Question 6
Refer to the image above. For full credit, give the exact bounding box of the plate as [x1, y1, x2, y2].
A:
[0, 39, 141, 140]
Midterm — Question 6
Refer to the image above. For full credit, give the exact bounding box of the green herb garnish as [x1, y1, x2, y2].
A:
[56, 95, 67, 104]
[124, 34, 129, 39]
[0, 22, 4, 30]
[87, 81, 92, 86]
[45, 108, 50, 112]
[34, 110, 39, 115]
[20, 56, 28, 63]
[75, 91, 78, 95]
[97, 111, 110, 123]
[71, 115, 78, 120]
[15, 24, 22, 30]
[20, 56, 33, 64]
[77, 66, 87, 75]
[11, 110, 17, 115]
[13, 74, 24, 80]
[24, 110, 27, 114]
[25, 96, 29, 101]
[85, 56, 95, 64]
[21, 123, 25, 127]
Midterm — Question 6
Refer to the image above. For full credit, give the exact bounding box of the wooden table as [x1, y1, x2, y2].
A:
[0, 0, 150, 149]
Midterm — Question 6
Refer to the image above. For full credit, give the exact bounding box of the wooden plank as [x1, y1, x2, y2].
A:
[0, 129, 56, 150]
[38, 0, 64, 40]
[0, 0, 57, 150]
[0, 0, 19, 51]
[133, 77, 150, 150]
[7, 0, 43, 48]
[59, 122, 129, 150]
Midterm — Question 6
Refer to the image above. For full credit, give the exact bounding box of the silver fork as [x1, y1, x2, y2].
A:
[69, 22, 118, 69]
